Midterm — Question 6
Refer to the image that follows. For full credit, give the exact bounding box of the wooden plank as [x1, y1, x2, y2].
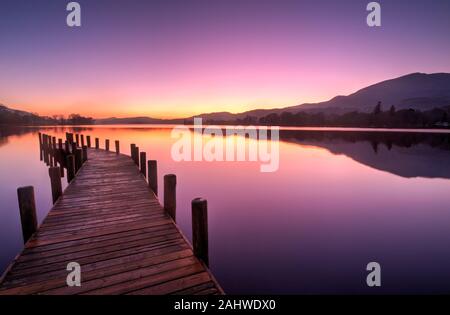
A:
[0, 148, 223, 295]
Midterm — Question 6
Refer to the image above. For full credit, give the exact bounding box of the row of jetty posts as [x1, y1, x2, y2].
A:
[16, 132, 210, 266]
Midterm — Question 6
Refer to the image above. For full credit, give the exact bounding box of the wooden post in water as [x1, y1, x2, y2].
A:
[66, 132, 73, 144]
[42, 135, 47, 164]
[140, 152, 146, 177]
[164, 174, 176, 221]
[192, 198, 209, 266]
[95, 138, 99, 149]
[17, 186, 38, 244]
[81, 134, 85, 147]
[52, 137, 57, 167]
[38, 133, 43, 161]
[58, 139, 64, 177]
[44, 135, 50, 165]
[71, 142, 77, 155]
[82, 145, 88, 163]
[105, 139, 110, 151]
[115, 140, 120, 154]
[48, 167, 62, 204]
[130, 144, 136, 161]
[134, 146, 140, 166]
[44, 135, 49, 165]
[66, 155, 75, 183]
[148, 160, 158, 196]
[64, 140, 69, 153]
[75, 148, 82, 172]
[46, 135, 52, 167]
[87, 136, 91, 148]
[75, 134, 80, 145]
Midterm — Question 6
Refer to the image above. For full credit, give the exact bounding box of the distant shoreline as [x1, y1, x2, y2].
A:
[4, 123, 449, 134]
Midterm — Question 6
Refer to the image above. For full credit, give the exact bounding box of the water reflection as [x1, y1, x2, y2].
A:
[279, 130, 450, 179]
[1, 126, 450, 294]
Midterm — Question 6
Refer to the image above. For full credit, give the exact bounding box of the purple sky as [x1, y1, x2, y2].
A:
[0, 0, 449, 118]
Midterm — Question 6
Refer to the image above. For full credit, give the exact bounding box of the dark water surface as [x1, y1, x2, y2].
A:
[1, 126, 450, 294]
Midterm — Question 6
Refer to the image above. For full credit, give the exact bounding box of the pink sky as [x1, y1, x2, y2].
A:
[1, 0, 449, 118]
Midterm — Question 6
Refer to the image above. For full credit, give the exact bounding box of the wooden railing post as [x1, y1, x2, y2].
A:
[87, 135, 91, 148]
[64, 140, 69, 153]
[66, 132, 73, 144]
[71, 142, 77, 155]
[17, 186, 38, 244]
[75, 148, 82, 172]
[47, 134, 51, 165]
[75, 134, 80, 145]
[66, 155, 75, 183]
[43, 135, 49, 165]
[105, 139, 110, 151]
[52, 137, 57, 167]
[38, 133, 43, 161]
[192, 198, 209, 266]
[115, 140, 120, 154]
[82, 145, 88, 163]
[134, 146, 140, 166]
[95, 138, 99, 149]
[49, 167, 62, 204]
[164, 174, 176, 221]
[140, 152, 146, 177]
[148, 160, 158, 195]
[58, 139, 64, 177]
[81, 134, 85, 147]
[130, 144, 136, 161]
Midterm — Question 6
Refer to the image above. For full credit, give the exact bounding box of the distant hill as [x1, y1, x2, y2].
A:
[193, 73, 450, 121]
[94, 116, 184, 125]
[0, 105, 93, 125]
[0, 104, 48, 125]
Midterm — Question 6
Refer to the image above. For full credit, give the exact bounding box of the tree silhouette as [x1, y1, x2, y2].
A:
[373, 101, 382, 115]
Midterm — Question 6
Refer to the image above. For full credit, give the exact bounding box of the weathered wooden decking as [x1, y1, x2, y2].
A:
[0, 149, 222, 295]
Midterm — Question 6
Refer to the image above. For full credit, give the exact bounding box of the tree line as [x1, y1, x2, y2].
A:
[250, 103, 450, 128]
[0, 111, 94, 126]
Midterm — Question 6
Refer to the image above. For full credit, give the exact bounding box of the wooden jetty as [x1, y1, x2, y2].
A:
[0, 132, 222, 295]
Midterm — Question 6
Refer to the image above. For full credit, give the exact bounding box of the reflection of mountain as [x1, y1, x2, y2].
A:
[280, 131, 450, 179]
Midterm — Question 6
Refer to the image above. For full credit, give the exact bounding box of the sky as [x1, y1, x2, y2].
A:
[0, 0, 450, 119]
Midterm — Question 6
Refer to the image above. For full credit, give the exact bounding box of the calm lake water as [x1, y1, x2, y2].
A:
[1, 125, 450, 294]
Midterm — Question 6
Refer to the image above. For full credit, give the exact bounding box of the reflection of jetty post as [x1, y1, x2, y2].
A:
[4, 132, 221, 295]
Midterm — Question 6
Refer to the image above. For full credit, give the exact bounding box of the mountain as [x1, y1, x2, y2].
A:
[0, 105, 94, 125]
[193, 72, 450, 121]
[94, 117, 183, 125]
[0, 104, 35, 117]
[0, 104, 47, 125]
